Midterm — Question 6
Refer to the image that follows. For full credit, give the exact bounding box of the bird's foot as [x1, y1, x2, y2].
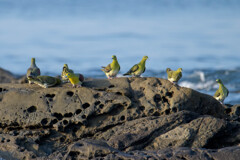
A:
[77, 85, 82, 88]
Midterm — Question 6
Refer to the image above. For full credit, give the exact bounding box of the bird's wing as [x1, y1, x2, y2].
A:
[214, 89, 221, 98]
[167, 70, 173, 78]
[227, 88, 229, 96]
[102, 64, 112, 73]
[129, 64, 139, 73]
[175, 72, 182, 81]
[142, 66, 146, 73]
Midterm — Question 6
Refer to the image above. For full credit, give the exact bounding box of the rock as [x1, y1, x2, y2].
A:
[0, 68, 16, 83]
[0, 77, 239, 159]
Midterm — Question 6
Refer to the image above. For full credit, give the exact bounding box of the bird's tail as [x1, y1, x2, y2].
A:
[123, 73, 129, 76]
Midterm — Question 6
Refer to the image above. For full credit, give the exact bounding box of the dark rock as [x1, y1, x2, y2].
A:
[0, 77, 239, 159]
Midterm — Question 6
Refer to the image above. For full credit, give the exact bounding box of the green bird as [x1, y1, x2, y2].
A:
[213, 79, 229, 104]
[123, 56, 148, 77]
[101, 55, 120, 79]
[61, 64, 74, 83]
[166, 68, 182, 84]
[66, 72, 84, 88]
[26, 58, 41, 84]
[27, 75, 61, 88]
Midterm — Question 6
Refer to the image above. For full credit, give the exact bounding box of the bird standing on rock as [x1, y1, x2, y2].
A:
[213, 79, 229, 104]
[66, 72, 84, 88]
[26, 58, 41, 84]
[123, 56, 148, 77]
[101, 55, 120, 79]
[166, 68, 182, 84]
[61, 64, 74, 83]
[27, 75, 61, 88]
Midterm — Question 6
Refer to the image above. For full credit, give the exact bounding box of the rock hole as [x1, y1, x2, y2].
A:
[27, 106, 37, 113]
[64, 112, 73, 117]
[225, 108, 231, 114]
[82, 115, 86, 119]
[99, 104, 104, 109]
[52, 113, 63, 120]
[105, 100, 113, 103]
[166, 91, 173, 98]
[82, 103, 90, 109]
[75, 109, 82, 115]
[93, 93, 100, 98]
[120, 116, 125, 121]
[45, 94, 55, 98]
[162, 96, 169, 103]
[153, 112, 160, 116]
[108, 85, 115, 88]
[51, 119, 58, 125]
[41, 118, 48, 126]
[63, 120, 68, 125]
[112, 117, 115, 121]
[94, 101, 101, 105]
[139, 106, 145, 111]
[60, 137, 65, 142]
[149, 109, 154, 114]
[165, 109, 170, 115]
[154, 94, 161, 103]
[172, 107, 177, 112]
[140, 87, 145, 91]
[69, 151, 80, 158]
[115, 92, 122, 95]
[66, 91, 74, 97]
[123, 102, 128, 106]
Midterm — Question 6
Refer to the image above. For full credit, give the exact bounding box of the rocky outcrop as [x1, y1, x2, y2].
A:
[0, 73, 239, 159]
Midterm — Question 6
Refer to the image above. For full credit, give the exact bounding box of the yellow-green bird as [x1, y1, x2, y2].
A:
[66, 72, 84, 88]
[27, 75, 61, 88]
[123, 56, 148, 77]
[166, 68, 182, 84]
[101, 55, 120, 79]
[213, 79, 229, 104]
[26, 58, 41, 84]
[61, 64, 74, 83]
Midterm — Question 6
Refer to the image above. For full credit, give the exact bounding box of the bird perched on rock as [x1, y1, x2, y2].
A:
[123, 56, 148, 77]
[101, 55, 120, 79]
[213, 79, 229, 104]
[66, 72, 84, 88]
[166, 68, 182, 84]
[26, 58, 41, 84]
[61, 64, 74, 83]
[27, 75, 61, 88]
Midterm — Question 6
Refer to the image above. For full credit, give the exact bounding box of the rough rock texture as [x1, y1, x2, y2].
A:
[0, 72, 240, 159]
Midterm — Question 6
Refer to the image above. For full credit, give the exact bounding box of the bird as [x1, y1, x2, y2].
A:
[166, 68, 182, 84]
[27, 75, 61, 88]
[123, 56, 148, 77]
[61, 64, 74, 83]
[213, 79, 229, 104]
[66, 72, 84, 88]
[101, 55, 120, 79]
[26, 58, 41, 84]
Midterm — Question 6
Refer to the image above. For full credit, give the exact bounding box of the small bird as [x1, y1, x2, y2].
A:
[66, 72, 84, 88]
[26, 58, 41, 84]
[123, 56, 148, 77]
[27, 75, 61, 88]
[101, 55, 120, 79]
[213, 79, 229, 104]
[61, 64, 74, 83]
[166, 68, 182, 84]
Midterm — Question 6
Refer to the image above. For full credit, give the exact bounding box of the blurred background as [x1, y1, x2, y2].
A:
[0, 0, 240, 104]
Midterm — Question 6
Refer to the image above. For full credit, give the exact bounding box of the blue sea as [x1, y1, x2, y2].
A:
[0, 0, 239, 104]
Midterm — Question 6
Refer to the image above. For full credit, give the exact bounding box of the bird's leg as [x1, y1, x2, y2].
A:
[77, 84, 82, 88]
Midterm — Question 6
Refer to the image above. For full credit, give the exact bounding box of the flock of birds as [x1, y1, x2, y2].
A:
[26, 55, 229, 104]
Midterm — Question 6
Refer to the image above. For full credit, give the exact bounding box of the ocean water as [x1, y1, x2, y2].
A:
[0, 0, 239, 104]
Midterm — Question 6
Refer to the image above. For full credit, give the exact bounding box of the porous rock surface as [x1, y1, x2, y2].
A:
[0, 72, 240, 159]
